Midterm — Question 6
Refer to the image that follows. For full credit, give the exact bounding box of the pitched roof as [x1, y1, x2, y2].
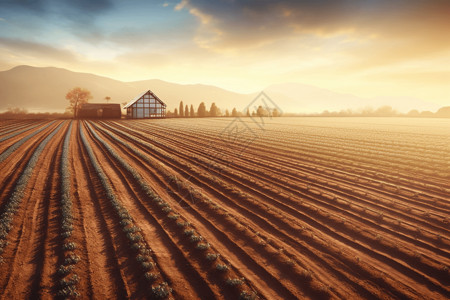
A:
[123, 90, 166, 109]
[80, 103, 120, 109]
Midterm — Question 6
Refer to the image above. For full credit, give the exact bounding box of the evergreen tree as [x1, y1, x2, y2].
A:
[174, 108, 178, 117]
[232, 108, 238, 117]
[190, 104, 195, 117]
[185, 105, 189, 117]
[225, 109, 230, 117]
[246, 108, 251, 117]
[273, 108, 280, 117]
[209, 102, 218, 117]
[179, 101, 184, 117]
[257, 105, 265, 117]
[197, 102, 207, 117]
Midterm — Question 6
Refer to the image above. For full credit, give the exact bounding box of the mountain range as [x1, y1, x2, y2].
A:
[0, 65, 440, 113]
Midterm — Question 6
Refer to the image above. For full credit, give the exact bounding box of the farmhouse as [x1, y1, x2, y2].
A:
[77, 103, 121, 118]
[123, 90, 166, 118]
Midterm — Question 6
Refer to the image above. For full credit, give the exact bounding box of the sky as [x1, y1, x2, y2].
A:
[0, 0, 449, 107]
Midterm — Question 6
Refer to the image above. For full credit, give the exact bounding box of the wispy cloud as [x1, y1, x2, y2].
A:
[0, 37, 79, 63]
[177, 0, 450, 56]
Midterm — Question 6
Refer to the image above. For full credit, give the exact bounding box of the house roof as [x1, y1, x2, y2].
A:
[123, 90, 166, 109]
[80, 103, 120, 109]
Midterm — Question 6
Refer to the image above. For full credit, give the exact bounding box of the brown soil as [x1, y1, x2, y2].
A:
[0, 118, 449, 299]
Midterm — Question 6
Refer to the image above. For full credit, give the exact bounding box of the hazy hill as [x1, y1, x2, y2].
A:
[0, 66, 254, 113]
[0, 65, 440, 114]
[264, 82, 439, 114]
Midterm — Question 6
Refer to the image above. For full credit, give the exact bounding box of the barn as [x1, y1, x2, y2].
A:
[123, 90, 166, 118]
[77, 103, 121, 119]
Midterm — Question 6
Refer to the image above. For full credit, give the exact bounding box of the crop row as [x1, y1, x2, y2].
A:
[125, 120, 449, 212]
[139, 120, 450, 250]
[93, 121, 334, 298]
[140, 119, 450, 180]
[80, 122, 174, 298]
[56, 122, 81, 298]
[87, 121, 260, 299]
[134, 120, 449, 185]
[0, 121, 56, 163]
[104, 120, 449, 297]
[0, 121, 43, 142]
[0, 121, 64, 261]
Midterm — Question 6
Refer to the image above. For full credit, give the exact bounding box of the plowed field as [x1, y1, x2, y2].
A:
[0, 117, 449, 299]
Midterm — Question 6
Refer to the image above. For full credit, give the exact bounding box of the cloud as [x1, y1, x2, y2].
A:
[0, 0, 114, 27]
[177, 0, 450, 60]
[0, 0, 47, 12]
[0, 37, 79, 63]
[1, 0, 113, 14]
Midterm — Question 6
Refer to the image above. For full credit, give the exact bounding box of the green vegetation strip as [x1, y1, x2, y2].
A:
[80, 122, 172, 297]
[0, 121, 65, 261]
[0, 122, 40, 141]
[56, 121, 80, 297]
[89, 122, 257, 298]
[0, 121, 56, 163]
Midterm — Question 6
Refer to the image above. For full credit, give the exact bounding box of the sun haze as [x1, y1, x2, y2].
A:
[0, 0, 449, 109]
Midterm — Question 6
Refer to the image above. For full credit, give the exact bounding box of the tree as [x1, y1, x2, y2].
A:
[174, 108, 178, 117]
[179, 101, 184, 117]
[436, 106, 450, 117]
[232, 108, 238, 117]
[257, 105, 268, 117]
[185, 105, 189, 117]
[197, 102, 207, 117]
[105, 96, 111, 103]
[209, 102, 218, 117]
[257, 105, 264, 117]
[225, 109, 230, 117]
[375, 105, 396, 116]
[66, 87, 92, 118]
[190, 104, 195, 117]
[246, 108, 250, 117]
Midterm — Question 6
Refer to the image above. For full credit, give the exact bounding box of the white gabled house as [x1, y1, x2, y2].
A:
[123, 90, 166, 118]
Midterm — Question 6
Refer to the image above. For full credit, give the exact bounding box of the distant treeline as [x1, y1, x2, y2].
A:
[299, 106, 450, 118]
[166, 101, 281, 118]
[0, 107, 71, 119]
[2, 104, 449, 119]
[168, 103, 450, 118]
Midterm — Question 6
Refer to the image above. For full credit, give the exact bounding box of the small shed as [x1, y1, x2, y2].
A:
[77, 103, 121, 119]
[123, 90, 166, 118]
